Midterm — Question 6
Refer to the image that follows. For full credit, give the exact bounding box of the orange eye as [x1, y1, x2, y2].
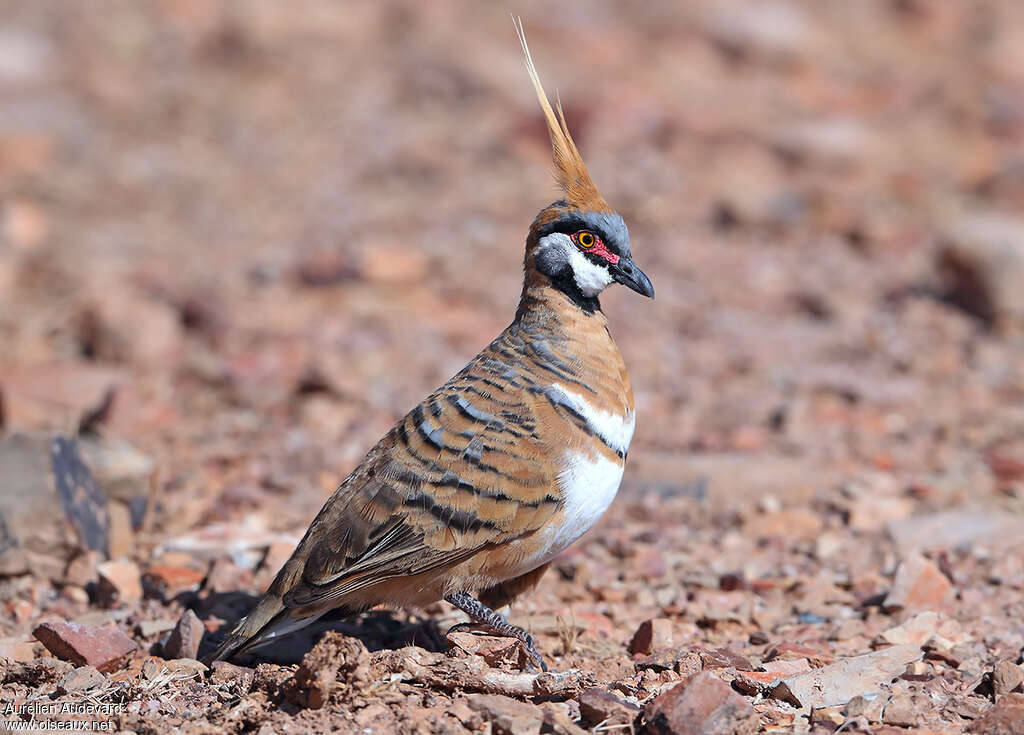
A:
[577, 231, 595, 248]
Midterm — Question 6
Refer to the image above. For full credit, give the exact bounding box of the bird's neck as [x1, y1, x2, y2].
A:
[512, 274, 629, 413]
[515, 267, 601, 323]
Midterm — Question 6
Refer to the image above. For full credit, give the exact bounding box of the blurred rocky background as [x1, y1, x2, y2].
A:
[0, 2, 1022, 733]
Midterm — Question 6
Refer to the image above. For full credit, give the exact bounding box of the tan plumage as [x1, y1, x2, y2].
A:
[210, 21, 653, 669]
[513, 17, 611, 213]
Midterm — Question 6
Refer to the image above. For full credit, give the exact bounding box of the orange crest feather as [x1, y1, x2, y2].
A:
[513, 17, 610, 213]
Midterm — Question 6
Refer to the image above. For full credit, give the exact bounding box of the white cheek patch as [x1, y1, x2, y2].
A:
[537, 233, 614, 297]
[567, 247, 613, 297]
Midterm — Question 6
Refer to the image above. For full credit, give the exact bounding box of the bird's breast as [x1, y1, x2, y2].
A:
[543, 382, 635, 457]
[548, 386, 634, 543]
[512, 384, 634, 573]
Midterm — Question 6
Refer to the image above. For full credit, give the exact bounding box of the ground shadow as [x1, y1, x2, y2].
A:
[194, 593, 448, 666]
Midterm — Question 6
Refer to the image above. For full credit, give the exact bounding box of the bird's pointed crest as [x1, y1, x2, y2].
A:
[513, 17, 611, 213]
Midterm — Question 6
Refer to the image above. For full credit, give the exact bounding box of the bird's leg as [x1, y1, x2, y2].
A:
[444, 591, 547, 672]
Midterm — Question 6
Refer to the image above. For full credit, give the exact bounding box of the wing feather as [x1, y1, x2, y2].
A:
[275, 343, 561, 612]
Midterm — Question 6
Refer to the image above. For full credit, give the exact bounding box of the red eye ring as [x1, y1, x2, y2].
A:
[577, 231, 595, 248]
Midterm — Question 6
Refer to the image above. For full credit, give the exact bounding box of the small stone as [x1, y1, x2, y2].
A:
[446, 627, 530, 669]
[136, 619, 176, 638]
[0, 636, 39, 662]
[748, 630, 770, 645]
[809, 706, 845, 729]
[883, 555, 953, 612]
[9, 599, 34, 623]
[635, 647, 702, 675]
[925, 649, 962, 669]
[956, 695, 995, 722]
[770, 645, 922, 709]
[968, 693, 1024, 734]
[877, 611, 959, 646]
[732, 670, 786, 695]
[882, 694, 918, 727]
[106, 502, 135, 560]
[814, 532, 844, 560]
[745, 508, 823, 542]
[163, 610, 205, 660]
[3, 657, 74, 685]
[702, 1, 811, 60]
[634, 547, 669, 579]
[141, 657, 166, 680]
[467, 694, 543, 735]
[203, 557, 249, 595]
[63, 586, 89, 605]
[541, 703, 589, 735]
[142, 564, 206, 601]
[844, 694, 885, 721]
[33, 621, 138, 673]
[210, 661, 255, 692]
[289, 632, 370, 709]
[696, 647, 753, 672]
[904, 660, 931, 677]
[847, 495, 914, 531]
[95, 559, 143, 607]
[937, 209, 1024, 325]
[765, 641, 834, 668]
[630, 618, 675, 655]
[64, 551, 102, 587]
[355, 703, 398, 731]
[579, 688, 640, 729]
[737, 659, 806, 692]
[0, 434, 112, 575]
[988, 450, 1024, 483]
[643, 672, 759, 735]
[761, 658, 811, 678]
[993, 660, 1024, 696]
[57, 665, 105, 693]
[164, 658, 207, 677]
[887, 511, 1021, 556]
[73, 611, 117, 628]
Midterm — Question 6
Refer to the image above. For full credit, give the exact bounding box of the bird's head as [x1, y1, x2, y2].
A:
[515, 19, 654, 308]
[527, 202, 653, 304]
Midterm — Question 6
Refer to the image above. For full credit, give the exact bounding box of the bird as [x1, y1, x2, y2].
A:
[209, 18, 654, 671]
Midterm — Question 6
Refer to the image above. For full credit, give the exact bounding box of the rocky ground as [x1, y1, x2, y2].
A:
[1, 1, 1024, 733]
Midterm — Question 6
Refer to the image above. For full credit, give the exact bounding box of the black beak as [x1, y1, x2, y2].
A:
[611, 259, 655, 299]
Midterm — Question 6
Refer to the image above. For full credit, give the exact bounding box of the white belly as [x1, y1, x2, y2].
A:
[549, 450, 625, 547]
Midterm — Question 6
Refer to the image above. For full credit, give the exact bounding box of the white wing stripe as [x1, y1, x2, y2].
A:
[548, 383, 635, 454]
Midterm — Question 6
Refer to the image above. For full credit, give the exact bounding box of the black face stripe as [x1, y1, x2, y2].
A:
[542, 270, 600, 314]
